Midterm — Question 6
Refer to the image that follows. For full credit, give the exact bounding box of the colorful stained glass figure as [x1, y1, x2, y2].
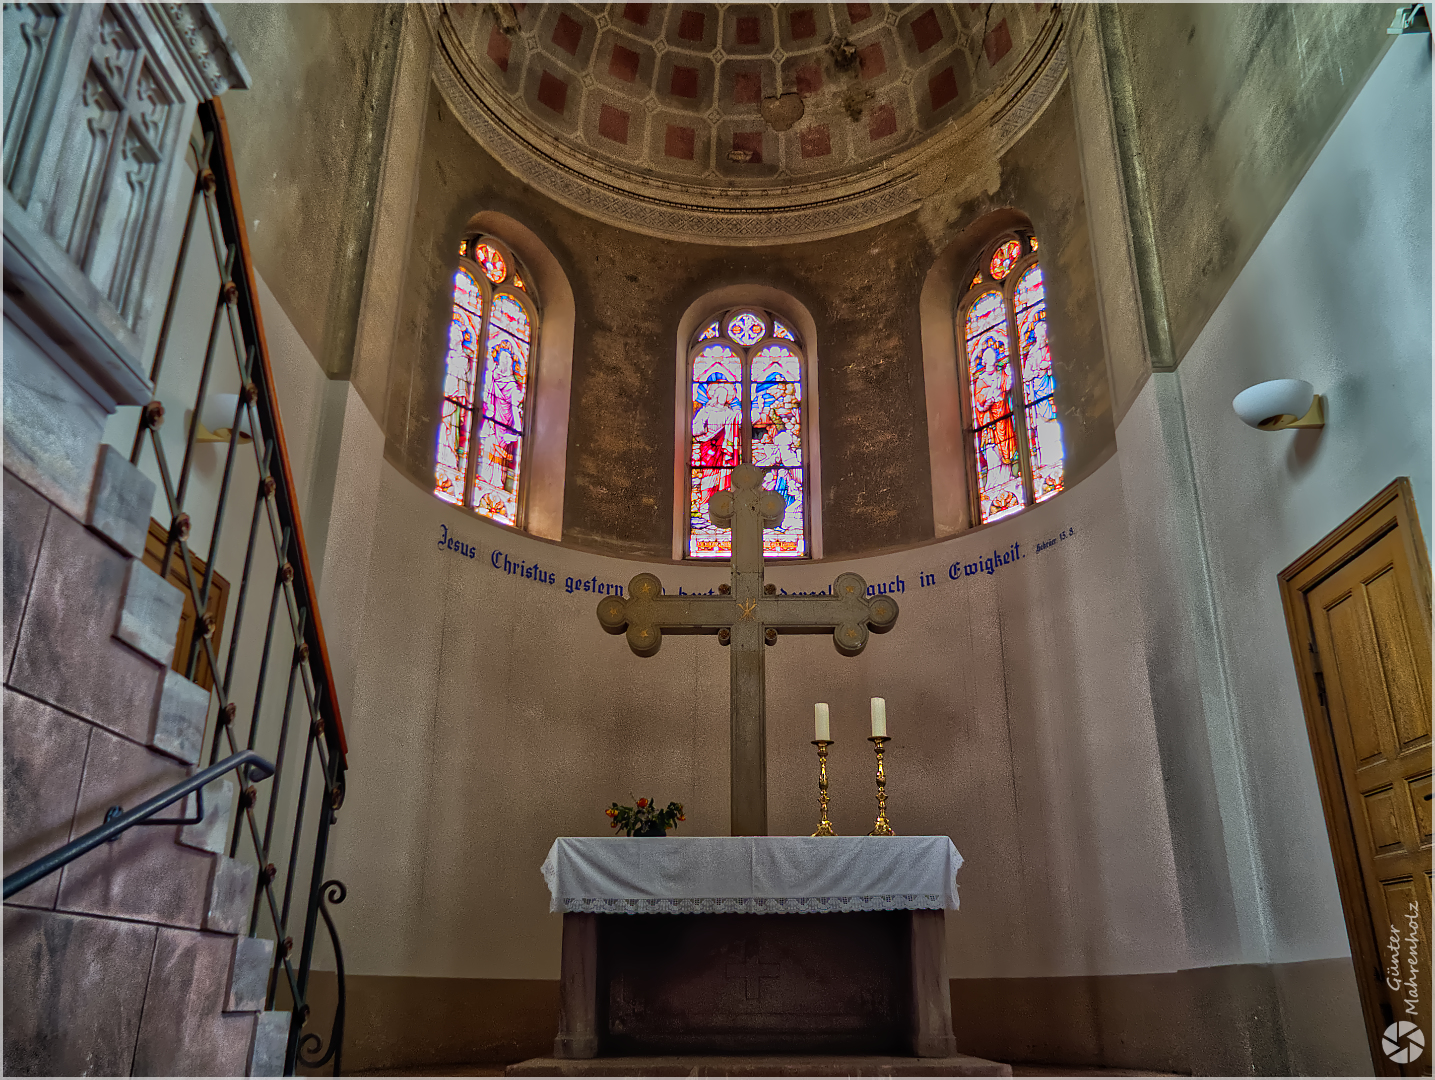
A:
[989, 238, 1022, 281]
[472, 418, 522, 525]
[762, 467, 806, 556]
[512, 270, 527, 293]
[974, 419, 1025, 522]
[435, 269, 485, 504]
[751, 372, 802, 468]
[1029, 235, 1038, 251]
[459, 239, 468, 258]
[474, 242, 507, 284]
[1026, 396, 1064, 502]
[966, 292, 1025, 523]
[691, 372, 742, 468]
[686, 309, 807, 558]
[489, 293, 530, 341]
[1014, 266, 1062, 502]
[727, 310, 765, 346]
[970, 271, 983, 289]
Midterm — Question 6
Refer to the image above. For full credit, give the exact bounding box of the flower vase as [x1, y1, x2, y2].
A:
[634, 823, 667, 837]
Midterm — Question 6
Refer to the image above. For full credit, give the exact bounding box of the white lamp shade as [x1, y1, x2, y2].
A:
[1232, 379, 1314, 429]
[200, 393, 252, 436]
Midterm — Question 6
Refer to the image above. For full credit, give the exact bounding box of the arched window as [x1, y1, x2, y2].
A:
[687, 308, 807, 559]
[434, 235, 540, 526]
[958, 231, 1063, 524]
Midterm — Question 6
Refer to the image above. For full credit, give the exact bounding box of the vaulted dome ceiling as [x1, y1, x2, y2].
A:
[426, 3, 1066, 243]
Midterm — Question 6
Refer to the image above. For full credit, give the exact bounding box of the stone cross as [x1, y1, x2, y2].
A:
[596, 464, 899, 836]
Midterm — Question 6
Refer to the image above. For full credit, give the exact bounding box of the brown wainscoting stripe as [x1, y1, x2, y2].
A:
[291, 959, 1371, 1076]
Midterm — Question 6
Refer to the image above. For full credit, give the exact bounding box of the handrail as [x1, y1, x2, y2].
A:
[203, 98, 348, 763]
[3, 750, 274, 899]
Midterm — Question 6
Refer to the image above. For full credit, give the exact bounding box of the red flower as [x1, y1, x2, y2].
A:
[636, 798, 649, 808]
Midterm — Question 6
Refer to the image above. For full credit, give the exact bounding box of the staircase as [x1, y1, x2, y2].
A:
[3, 6, 347, 1075]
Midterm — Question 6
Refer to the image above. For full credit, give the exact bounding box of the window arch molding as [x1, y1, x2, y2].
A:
[433, 212, 573, 541]
[672, 286, 824, 561]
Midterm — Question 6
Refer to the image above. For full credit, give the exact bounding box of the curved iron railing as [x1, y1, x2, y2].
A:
[112, 97, 350, 1075]
[2, 750, 274, 899]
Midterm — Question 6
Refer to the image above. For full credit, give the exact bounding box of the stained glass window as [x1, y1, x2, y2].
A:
[433, 235, 539, 526]
[989, 239, 1022, 281]
[958, 233, 1063, 523]
[474, 242, 507, 284]
[686, 309, 807, 558]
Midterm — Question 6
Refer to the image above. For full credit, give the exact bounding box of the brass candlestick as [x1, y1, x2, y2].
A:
[811, 740, 836, 836]
[867, 735, 895, 836]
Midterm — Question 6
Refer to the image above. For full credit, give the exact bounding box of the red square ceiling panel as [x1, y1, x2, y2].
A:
[984, 19, 1013, 66]
[670, 65, 700, 98]
[928, 66, 957, 110]
[538, 69, 569, 113]
[598, 104, 630, 144]
[868, 101, 897, 140]
[800, 125, 831, 158]
[551, 12, 583, 56]
[732, 131, 764, 163]
[911, 9, 942, 53]
[858, 42, 886, 80]
[665, 124, 696, 160]
[789, 9, 817, 39]
[734, 71, 762, 104]
[736, 16, 761, 44]
[678, 10, 706, 40]
[487, 26, 511, 72]
[609, 44, 640, 83]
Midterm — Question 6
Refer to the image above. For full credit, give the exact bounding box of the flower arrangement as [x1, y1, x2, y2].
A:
[606, 797, 685, 837]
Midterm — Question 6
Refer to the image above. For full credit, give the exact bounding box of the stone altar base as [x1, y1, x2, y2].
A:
[507, 1054, 1012, 1076]
[555, 910, 961, 1060]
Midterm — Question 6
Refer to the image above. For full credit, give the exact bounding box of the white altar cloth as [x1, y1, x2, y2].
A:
[540, 835, 963, 915]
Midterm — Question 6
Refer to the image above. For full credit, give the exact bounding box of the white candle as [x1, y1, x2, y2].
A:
[871, 697, 887, 738]
[814, 703, 831, 742]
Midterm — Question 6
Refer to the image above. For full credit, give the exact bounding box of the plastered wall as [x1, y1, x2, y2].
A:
[314, 420, 1187, 984]
[1131, 31, 1432, 972]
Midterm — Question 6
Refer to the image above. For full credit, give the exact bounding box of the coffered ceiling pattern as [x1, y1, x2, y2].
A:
[445, 2, 1052, 185]
[428, 3, 1066, 243]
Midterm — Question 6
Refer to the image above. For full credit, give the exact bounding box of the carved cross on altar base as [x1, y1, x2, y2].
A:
[597, 464, 899, 836]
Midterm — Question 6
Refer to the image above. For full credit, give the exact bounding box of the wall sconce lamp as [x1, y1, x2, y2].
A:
[1233, 379, 1325, 432]
[1388, 4, 1430, 34]
[192, 393, 253, 444]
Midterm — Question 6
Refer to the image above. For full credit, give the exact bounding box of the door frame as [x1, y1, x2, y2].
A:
[1278, 477, 1432, 1074]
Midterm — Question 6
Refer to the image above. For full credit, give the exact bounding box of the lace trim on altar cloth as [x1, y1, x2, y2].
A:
[557, 894, 948, 915]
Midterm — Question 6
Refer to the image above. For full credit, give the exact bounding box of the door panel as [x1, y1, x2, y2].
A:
[1282, 480, 1432, 1076]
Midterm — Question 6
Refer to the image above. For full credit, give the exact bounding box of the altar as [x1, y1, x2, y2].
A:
[533, 835, 992, 1068]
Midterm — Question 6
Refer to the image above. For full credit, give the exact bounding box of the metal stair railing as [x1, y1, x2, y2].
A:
[2, 751, 275, 899]
[119, 96, 351, 1077]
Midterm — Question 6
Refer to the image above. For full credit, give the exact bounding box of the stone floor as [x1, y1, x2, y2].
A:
[349, 1060, 1181, 1077]
[506, 1054, 1011, 1076]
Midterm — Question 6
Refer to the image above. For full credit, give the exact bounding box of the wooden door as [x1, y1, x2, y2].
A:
[1281, 479, 1432, 1076]
[142, 519, 230, 692]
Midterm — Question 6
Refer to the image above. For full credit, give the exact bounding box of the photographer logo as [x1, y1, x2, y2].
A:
[1383, 1022, 1425, 1064]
